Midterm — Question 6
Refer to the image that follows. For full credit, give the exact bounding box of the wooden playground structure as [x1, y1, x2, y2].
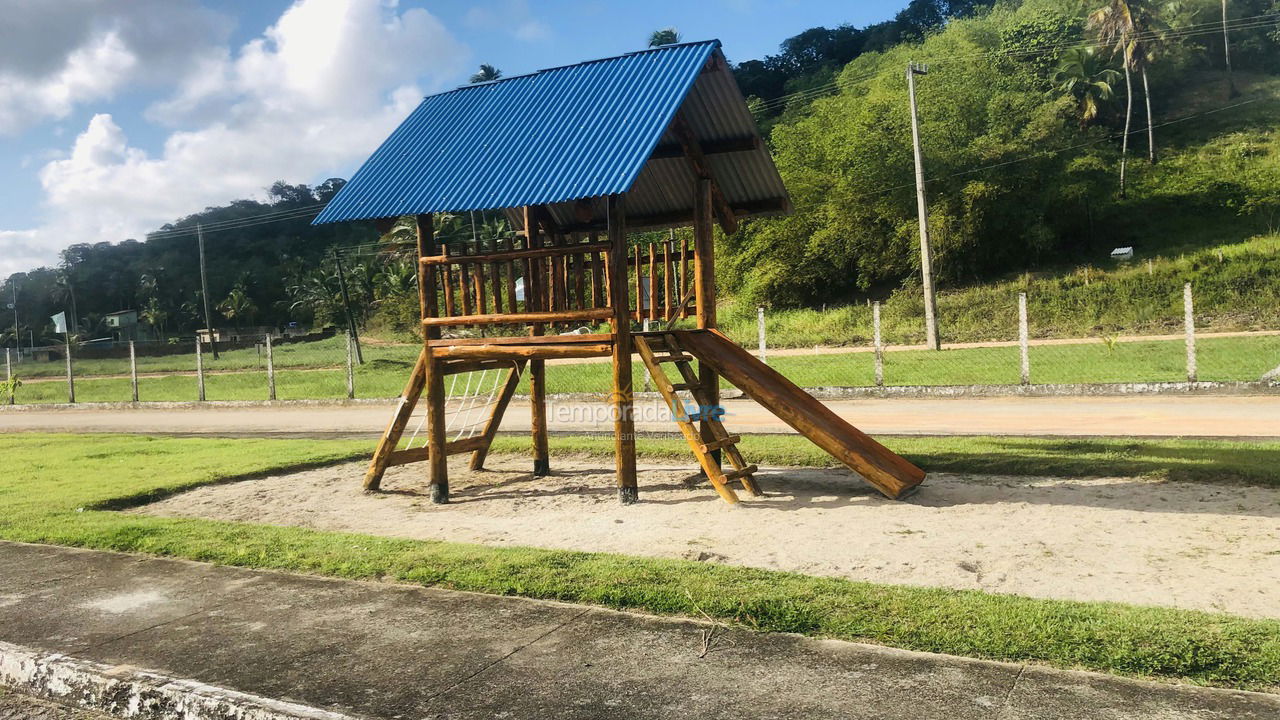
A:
[313, 40, 926, 505]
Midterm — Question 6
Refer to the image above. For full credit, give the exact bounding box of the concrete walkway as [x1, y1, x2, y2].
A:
[1, 541, 1277, 719]
[2, 394, 1278, 439]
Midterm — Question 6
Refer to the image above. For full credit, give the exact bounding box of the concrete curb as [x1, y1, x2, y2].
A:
[0, 641, 357, 720]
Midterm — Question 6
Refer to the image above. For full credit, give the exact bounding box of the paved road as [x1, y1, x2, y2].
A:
[2, 394, 1277, 438]
[2, 541, 1277, 719]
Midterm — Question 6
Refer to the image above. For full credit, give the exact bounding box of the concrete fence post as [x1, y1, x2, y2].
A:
[1184, 283, 1197, 383]
[873, 301, 884, 387]
[266, 334, 276, 401]
[129, 340, 139, 402]
[345, 334, 356, 400]
[1018, 293, 1030, 386]
[65, 339, 75, 404]
[5, 348, 13, 405]
[195, 338, 206, 402]
[757, 306, 767, 364]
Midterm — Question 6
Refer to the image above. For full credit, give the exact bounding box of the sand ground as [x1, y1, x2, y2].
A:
[133, 456, 1280, 618]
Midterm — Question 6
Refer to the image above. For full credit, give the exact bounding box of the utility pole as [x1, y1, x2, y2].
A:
[907, 62, 940, 351]
[9, 280, 17, 357]
[197, 223, 219, 360]
[333, 249, 364, 364]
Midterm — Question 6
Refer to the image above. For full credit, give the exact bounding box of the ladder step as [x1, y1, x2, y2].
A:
[721, 465, 758, 483]
[699, 435, 740, 453]
[670, 382, 698, 391]
[657, 354, 695, 364]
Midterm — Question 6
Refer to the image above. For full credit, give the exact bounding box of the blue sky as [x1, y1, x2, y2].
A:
[0, 0, 903, 277]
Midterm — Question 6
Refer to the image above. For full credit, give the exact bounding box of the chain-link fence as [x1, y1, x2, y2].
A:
[4, 283, 1279, 406]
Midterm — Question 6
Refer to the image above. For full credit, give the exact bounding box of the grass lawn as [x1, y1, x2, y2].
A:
[1, 432, 1278, 690]
[11, 333, 1278, 404]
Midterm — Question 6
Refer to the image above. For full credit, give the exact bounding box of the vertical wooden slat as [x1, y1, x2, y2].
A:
[491, 236, 504, 315]
[442, 263, 456, 317]
[633, 242, 642, 322]
[504, 236, 518, 313]
[473, 253, 488, 316]
[590, 232, 605, 309]
[648, 242, 658, 323]
[608, 195, 637, 503]
[680, 233, 691, 318]
[573, 236, 586, 310]
[663, 236, 674, 322]
[458, 246, 473, 322]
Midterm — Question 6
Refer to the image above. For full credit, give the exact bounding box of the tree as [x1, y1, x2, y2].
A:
[140, 295, 169, 338]
[217, 285, 258, 327]
[1088, 0, 1166, 190]
[647, 28, 680, 47]
[469, 64, 502, 83]
[1054, 48, 1121, 127]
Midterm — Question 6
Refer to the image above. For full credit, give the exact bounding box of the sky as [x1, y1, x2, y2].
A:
[0, 0, 904, 278]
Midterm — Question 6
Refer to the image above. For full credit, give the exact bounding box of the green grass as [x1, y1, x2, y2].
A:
[719, 233, 1280, 348]
[11, 332, 1278, 404]
[2, 432, 1279, 690]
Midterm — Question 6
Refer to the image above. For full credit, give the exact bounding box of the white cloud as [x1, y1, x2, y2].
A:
[0, 0, 230, 135]
[515, 20, 552, 42]
[463, 1, 550, 43]
[1, 0, 468, 278]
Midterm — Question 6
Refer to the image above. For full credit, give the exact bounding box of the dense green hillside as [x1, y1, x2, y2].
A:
[724, 0, 1280, 306]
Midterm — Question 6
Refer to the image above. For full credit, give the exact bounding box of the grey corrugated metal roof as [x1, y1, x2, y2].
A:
[313, 40, 789, 230]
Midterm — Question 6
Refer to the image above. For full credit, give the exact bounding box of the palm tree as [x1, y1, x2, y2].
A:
[140, 296, 169, 338]
[1055, 48, 1121, 128]
[470, 64, 502, 83]
[217, 285, 258, 327]
[648, 28, 680, 47]
[1088, 0, 1165, 191]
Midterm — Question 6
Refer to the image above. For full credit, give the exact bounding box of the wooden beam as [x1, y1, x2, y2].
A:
[693, 180, 721, 473]
[431, 343, 612, 361]
[669, 112, 738, 235]
[386, 435, 490, 468]
[421, 308, 613, 328]
[432, 333, 614, 347]
[650, 135, 760, 160]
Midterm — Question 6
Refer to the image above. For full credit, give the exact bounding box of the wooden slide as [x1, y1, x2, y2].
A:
[677, 329, 926, 499]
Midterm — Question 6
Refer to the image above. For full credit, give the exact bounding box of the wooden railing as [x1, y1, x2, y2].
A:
[419, 231, 695, 332]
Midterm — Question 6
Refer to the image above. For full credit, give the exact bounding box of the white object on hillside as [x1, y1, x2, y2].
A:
[1110, 246, 1134, 261]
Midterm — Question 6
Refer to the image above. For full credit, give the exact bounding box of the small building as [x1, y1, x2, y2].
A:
[105, 310, 140, 342]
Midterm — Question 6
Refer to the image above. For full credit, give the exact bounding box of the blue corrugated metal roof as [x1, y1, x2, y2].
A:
[314, 40, 721, 225]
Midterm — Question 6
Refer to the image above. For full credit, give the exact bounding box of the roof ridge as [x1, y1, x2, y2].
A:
[442, 39, 721, 95]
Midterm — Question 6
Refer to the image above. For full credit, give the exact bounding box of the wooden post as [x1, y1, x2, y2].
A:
[345, 333, 356, 399]
[129, 340, 139, 402]
[195, 337, 206, 401]
[693, 178, 721, 470]
[873, 302, 884, 387]
[608, 194, 638, 503]
[65, 337, 75, 404]
[1018, 293, 1030, 386]
[417, 214, 449, 503]
[757, 306, 767, 364]
[1184, 283, 1197, 383]
[266, 334, 276, 401]
[5, 348, 12, 405]
[525, 206, 550, 476]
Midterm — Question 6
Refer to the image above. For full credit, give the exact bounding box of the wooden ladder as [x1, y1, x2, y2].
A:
[634, 333, 761, 505]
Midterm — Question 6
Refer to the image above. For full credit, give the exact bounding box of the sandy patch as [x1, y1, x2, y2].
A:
[132, 456, 1280, 618]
